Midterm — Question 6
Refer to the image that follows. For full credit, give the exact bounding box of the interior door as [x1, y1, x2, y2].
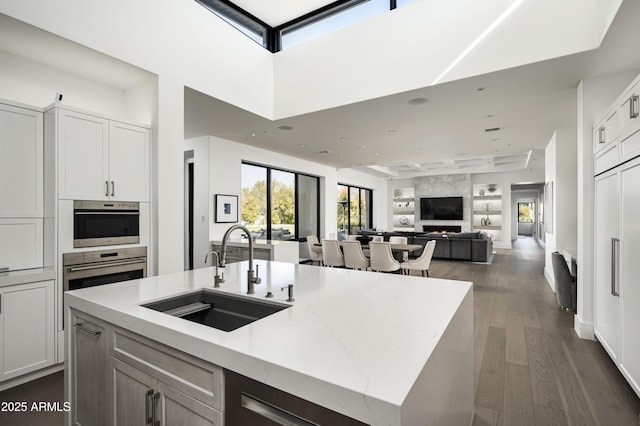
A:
[594, 168, 621, 361]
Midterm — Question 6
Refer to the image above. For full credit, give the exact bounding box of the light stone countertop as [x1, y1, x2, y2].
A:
[65, 260, 472, 425]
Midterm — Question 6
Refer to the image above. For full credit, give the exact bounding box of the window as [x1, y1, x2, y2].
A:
[241, 162, 319, 240]
[195, 0, 417, 52]
[518, 202, 534, 223]
[337, 184, 373, 238]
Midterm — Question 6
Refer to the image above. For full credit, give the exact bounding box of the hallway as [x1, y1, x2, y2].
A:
[429, 237, 640, 425]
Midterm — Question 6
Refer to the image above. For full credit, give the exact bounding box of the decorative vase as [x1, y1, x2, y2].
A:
[480, 218, 486, 226]
[479, 189, 485, 196]
[485, 217, 491, 226]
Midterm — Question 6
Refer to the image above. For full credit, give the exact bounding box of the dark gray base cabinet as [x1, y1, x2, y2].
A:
[225, 369, 368, 426]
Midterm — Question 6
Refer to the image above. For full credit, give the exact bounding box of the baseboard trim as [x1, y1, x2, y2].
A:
[574, 316, 595, 340]
[0, 363, 63, 392]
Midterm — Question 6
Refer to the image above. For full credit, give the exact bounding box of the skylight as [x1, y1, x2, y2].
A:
[195, 0, 419, 52]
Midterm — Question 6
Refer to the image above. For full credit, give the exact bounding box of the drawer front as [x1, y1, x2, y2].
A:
[111, 329, 224, 410]
[620, 126, 640, 163]
[594, 142, 619, 175]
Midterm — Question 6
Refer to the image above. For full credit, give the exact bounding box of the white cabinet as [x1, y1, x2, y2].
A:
[0, 280, 55, 381]
[593, 73, 640, 398]
[594, 169, 620, 361]
[619, 158, 640, 394]
[593, 108, 620, 155]
[54, 108, 150, 202]
[0, 218, 43, 271]
[0, 102, 43, 217]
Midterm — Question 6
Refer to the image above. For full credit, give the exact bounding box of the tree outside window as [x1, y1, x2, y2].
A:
[518, 202, 534, 223]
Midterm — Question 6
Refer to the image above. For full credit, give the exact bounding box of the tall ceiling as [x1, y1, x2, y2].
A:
[184, 0, 640, 179]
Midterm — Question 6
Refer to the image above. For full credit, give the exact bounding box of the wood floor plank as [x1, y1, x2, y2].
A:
[506, 312, 528, 366]
[472, 404, 502, 426]
[503, 362, 535, 426]
[525, 326, 566, 414]
[475, 326, 507, 412]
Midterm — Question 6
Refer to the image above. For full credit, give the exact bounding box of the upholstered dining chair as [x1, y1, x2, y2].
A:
[342, 240, 370, 271]
[369, 241, 400, 273]
[388, 236, 408, 244]
[401, 240, 436, 277]
[552, 251, 577, 312]
[388, 235, 409, 261]
[370, 235, 384, 242]
[346, 234, 358, 241]
[322, 239, 345, 268]
[306, 235, 323, 266]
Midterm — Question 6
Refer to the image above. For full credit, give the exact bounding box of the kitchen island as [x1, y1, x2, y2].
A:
[65, 260, 473, 425]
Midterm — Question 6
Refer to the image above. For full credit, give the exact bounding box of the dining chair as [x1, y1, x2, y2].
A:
[368, 241, 400, 273]
[401, 240, 436, 277]
[388, 236, 408, 261]
[346, 234, 358, 241]
[370, 235, 384, 242]
[306, 235, 323, 266]
[388, 236, 408, 244]
[342, 240, 370, 271]
[322, 239, 345, 268]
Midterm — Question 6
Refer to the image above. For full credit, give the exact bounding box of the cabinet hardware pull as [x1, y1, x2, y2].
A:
[145, 389, 154, 425]
[240, 393, 317, 426]
[630, 95, 639, 119]
[111, 181, 115, 197]
[105, 180, 109, 197]
[67, 258, 146, 272]
[611, 237, 620, 297]
[598, 126, 606, 144]
[74, 323, 101, 336]
[153, 392, 160, 425]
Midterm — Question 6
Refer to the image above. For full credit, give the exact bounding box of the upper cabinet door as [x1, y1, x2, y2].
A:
[0, 103, 43, 217]
[109, 121, 150, 202]
[58, 110, 110, 200]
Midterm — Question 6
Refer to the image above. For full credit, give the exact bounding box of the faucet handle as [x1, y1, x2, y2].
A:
[256, 264, 259, 277]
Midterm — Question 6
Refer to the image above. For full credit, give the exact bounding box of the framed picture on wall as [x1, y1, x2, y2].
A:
[215, 194, 238, 223]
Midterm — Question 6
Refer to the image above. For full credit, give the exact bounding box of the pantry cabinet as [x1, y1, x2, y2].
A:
[0, 102, 44, 218]
[51, 107, 150, 202]
[0, 218, 43, 271]
[0, 280, 55, 381]
[593, 72, 640, 398]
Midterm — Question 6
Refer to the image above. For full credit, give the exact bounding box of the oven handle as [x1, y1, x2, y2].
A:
[68, 258, 147, 272]
[74, 211, 139, 215]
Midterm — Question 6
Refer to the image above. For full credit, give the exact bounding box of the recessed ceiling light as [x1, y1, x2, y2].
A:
[388, 130, 397, 134]
[359, 145, 367, 149]
[250, 133, 256, 137]
[415, 147, 422, 151]
[339, 137, 347, 141]
[477, 87, 487, 92]
[408, 97, 428, 105]
[298, 144, 305, 147]
[486, 114, 496, 118]
[278, 125, 294, 131]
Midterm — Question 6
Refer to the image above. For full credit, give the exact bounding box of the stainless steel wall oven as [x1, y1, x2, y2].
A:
[73, 200, 140, 248]
[63, 246, 147, 292]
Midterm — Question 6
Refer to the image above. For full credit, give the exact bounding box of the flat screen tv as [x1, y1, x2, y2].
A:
[420, 197, 463, 220]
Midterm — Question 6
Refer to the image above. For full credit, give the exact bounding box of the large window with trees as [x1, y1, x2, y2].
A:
[241, 162, 319, 240]
[518, 202, 534, 223]
[337, 184, 372, 238]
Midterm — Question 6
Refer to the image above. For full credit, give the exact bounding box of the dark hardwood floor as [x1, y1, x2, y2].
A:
[424, 237, 640, 426]
[1, 237, 639, 425]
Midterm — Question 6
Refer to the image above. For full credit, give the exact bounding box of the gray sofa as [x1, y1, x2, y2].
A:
[356, 230, 493, 262]
[414, 232, 493, 262]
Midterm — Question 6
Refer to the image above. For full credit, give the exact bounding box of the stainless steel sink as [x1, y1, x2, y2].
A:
[142, 289, 290, 332]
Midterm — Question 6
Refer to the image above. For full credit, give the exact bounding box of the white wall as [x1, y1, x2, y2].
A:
[273, 0, 620, 118]
[544, 128, 577, 290]
[198, 137, 388, 244]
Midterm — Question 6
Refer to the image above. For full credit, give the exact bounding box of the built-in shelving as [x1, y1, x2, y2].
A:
[472, 184, 502, 241]
[392, 188, 415, 231]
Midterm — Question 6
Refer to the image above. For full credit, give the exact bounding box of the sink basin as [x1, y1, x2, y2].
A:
[142, 289, 290, 332]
